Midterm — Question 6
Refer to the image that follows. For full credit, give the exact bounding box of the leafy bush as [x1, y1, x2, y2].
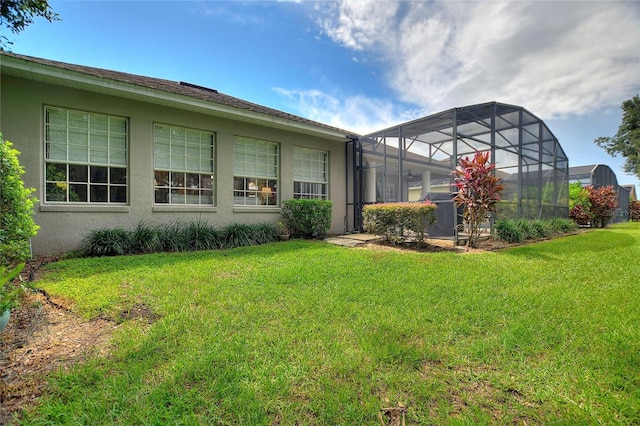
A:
[0, 136, 39, 268]
[281, 199, 333, 239]
[452, 151, 505, 248]
[587, 185, 618, 228]
[1, 136, 39, 313]
[569, 204, 592, 226]
[362, 202, 437, 244]
[569, 182, 591, 211]
[630, 200, 640, 222]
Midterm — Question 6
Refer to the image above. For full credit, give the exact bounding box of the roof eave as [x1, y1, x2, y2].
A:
[2, 55, 350, 142]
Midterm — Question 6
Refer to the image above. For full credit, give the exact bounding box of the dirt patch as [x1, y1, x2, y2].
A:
[361, 237, 518, 253]
[0, 257, 118, 424]
[119, 303, 161, 324]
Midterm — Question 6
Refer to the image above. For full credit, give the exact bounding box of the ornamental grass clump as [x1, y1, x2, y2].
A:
[362, 201, 437, 244]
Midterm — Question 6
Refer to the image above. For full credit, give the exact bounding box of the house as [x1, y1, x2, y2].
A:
[1, 52, 574, 255]
[1, 52, 352, 255]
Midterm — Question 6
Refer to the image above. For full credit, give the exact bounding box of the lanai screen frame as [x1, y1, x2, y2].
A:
[347, 102, 569, 236]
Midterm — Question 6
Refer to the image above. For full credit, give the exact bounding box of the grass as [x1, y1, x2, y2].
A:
[17, 223, 640, 424]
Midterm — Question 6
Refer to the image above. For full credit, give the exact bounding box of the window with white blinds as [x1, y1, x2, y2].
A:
[293, 146, 328, 199]
[233, 136, 279, 206]
[153, 124, 215, 205]
[44, 106, 128, 203]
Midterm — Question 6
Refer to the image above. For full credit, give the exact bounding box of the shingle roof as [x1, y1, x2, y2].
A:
[1, 51, 353, 138]
[568, 164, 597, 176]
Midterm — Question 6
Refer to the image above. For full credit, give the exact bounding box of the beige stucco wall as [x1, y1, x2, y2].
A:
[0, 75, 347, 255]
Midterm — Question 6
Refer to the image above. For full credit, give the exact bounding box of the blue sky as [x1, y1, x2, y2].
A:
[5, 0, 640, 192]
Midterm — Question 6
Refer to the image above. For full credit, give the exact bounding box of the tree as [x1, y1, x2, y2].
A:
[0, 0, 59, 49]
[452, 151, 505, 248]
[595, 95, 640, 179]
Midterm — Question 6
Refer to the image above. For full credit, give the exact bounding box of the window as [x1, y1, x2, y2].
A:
[154, 124, 215, 205]
[233, 136, 278, 206]
[44, 107, 128, 203]
[293, 146, 328, 199]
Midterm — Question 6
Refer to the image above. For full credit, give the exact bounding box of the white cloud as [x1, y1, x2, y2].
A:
[273, 87, 420, 134]
[315, 0, 640, 120]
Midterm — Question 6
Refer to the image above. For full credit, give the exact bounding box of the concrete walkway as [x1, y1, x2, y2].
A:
[323, 233, 381, 247]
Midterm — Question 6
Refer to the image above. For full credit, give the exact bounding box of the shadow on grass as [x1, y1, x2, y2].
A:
[503, 228, 637, 260]
[39, 240, 330, 280]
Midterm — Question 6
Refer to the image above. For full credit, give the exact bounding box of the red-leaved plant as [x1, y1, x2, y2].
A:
[586, 185, 618, 228]
[452, 151, 505, 248]
[630, 200, 640, 222]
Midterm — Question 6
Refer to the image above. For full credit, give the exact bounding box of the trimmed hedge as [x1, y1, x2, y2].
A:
[362, 202, 437, 244]
[281, 199, 333, 239]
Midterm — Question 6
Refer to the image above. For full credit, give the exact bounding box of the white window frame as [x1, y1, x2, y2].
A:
[44, 106, 128, 204]
[153, 123, 216, 206]
[233, 136, 279, 206]
[293, 146, 328, 200]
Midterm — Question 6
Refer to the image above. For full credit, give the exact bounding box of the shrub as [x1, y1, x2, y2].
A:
[1, 136, 39, 313]
[569, 182, 591, 211]
[0, 136, 39, 268]
[630, 200, 640, 222]
[569, 204, 593, 226]
[452, 151, 505, 248]
[281, 199, 333, 239]
[587, 185, 618, 228]
[362, 201, 437, 244]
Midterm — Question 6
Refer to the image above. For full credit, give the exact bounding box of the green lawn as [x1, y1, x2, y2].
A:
[19, 223, 640, 425]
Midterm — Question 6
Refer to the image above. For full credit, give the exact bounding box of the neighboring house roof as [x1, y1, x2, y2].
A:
[0, 51, 354, 141]
[621, 184, 637, 201]
[568, 164, 598, 178]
